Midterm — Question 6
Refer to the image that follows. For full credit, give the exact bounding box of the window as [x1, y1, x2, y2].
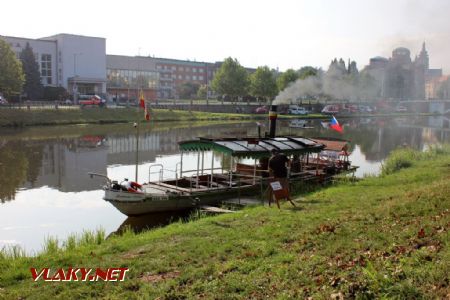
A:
[178, 75, 182, 79]
[157, 65, 162, 69]
[41, 54, 52, 85]
[193, 75, 197, 80]
[179, 67, 184, 71]
[193, 68, 197, 73]
[172, 74, 176, 79]
[199, 68, 204, 73]
[199, 75, 204, 80]
[185, 75, 190, 80]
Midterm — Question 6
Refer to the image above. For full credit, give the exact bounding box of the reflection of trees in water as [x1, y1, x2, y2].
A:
[0, 142, 28, 202]
[0, 141, 45, 202]
[330, 119, 424, 161]
[25, 144, 44, 186]
[278, 118, 425, 161]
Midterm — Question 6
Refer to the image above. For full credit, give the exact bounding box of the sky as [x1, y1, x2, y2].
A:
[1, 0, 449, 73]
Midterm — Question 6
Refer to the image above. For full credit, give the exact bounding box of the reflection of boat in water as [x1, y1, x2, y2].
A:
[78, 135, 107, 148]
[115, 210, 192, 234]
[289, 119, 314, 129]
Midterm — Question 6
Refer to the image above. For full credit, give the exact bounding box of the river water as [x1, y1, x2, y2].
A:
[1, 116, 449, 253]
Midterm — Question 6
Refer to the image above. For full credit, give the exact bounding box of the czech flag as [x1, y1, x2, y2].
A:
[139, 90, 150, 121]
[139, 90, 145, 108]
[145, 106, 150, 121]
[330, 115, 343, 133]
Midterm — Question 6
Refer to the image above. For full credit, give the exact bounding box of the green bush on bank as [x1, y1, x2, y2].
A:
[381, 144, 450, 175]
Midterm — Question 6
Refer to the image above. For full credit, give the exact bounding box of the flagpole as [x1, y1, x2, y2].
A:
[135, 121, 139, 182]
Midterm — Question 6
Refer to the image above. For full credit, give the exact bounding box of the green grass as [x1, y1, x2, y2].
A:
[0, 106, 432, 127]
[0, 148, 449, 299]
[0, 108, 267, 127]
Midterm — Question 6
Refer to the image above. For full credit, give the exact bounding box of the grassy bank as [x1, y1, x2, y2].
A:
[0, 107, 428, 127]
[0, 108, 269, 127]
[1, 147, 449, 299]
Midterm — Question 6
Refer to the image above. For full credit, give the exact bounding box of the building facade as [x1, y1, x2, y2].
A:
[363, 43, 443, 100]
[1, 34, 107, 97]
[1, 33, 260, 101]
[106, 55, 159, 102]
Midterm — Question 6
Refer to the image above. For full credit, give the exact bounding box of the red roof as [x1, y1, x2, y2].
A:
[311, 138, 349, 152]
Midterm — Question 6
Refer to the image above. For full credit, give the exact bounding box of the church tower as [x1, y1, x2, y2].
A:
[413, 42, 429, 99]
[417, 42, 429, 69]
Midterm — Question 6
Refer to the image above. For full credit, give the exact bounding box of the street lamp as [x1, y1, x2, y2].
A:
[73, 53, 82, 104]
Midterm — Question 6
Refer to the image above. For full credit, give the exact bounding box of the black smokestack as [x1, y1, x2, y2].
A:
[268, 105, 278, 138]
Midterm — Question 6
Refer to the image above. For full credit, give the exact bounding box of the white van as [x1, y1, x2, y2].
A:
[288, 105, 309, 115]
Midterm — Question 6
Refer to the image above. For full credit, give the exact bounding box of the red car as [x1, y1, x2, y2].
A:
[79, 95, 106, 107]
[255, 106, 268, 114]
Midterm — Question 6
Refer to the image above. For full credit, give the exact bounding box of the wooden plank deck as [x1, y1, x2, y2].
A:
[200, 206, 236, 213]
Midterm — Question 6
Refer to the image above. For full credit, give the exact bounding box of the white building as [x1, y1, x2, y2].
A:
[1, 34, 106, 95]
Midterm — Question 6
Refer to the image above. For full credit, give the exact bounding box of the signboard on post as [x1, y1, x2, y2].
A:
[269, 180, 290, 208]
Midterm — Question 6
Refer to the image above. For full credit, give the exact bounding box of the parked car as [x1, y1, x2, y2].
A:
[255, 106, 268, 114]
[359, 105, 374, 113]
[321, 105, 340, 115]
[79, 95, 106, 107]
[288, 105, 309, 115]
[0, 96, 8, 106]
[395, 105, 407, 112]
[341, 104, 359, 114]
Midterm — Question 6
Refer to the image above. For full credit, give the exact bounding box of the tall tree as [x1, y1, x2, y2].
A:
[0, 39, 24, 98]
[298, 66, 318, 79]
[276, 69, 299, 91]
[177, 82, 200, 99]
[250, 66, 278, 103]
[197, 84, 207, 99]
[20, 42, 43, 100]
[211, 57, 249, 101]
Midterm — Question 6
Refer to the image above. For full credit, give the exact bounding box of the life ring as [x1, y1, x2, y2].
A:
[127, 181, 143, 193]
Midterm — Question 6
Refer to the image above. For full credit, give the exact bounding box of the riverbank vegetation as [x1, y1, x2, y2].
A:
[0, 108, 264, 127]
[0, 107, 333, 127]
[0, 105, 427, 128]
[1, 146, 449, 299]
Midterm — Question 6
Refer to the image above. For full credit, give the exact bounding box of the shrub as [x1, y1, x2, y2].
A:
[381, 147, 419, 176]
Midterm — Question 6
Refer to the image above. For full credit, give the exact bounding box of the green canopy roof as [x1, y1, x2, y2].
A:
[179, 136, 325, 158]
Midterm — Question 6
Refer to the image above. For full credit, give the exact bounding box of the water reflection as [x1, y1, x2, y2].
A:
[115, 210, 193, 234]
[1, 117, 450, 252]
[2, 116, 450, 200]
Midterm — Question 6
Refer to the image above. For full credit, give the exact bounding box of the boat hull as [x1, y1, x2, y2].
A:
[104, 186, 258, 216]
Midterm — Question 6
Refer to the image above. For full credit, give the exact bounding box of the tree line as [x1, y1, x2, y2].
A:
[4, 39, 448, 103]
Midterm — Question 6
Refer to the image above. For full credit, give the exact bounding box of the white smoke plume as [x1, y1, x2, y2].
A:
[273, 71, 378, 105]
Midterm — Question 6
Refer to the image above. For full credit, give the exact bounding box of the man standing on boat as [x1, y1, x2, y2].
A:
[269, 149, 291, 202]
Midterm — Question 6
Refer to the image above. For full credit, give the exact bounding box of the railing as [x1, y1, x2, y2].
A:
[88, 172, 112, 188]
[148, 164, 164, 182]
[147, 163, 268, 203]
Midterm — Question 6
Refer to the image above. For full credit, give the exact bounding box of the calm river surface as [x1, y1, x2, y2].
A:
[1, 116, 449, 253]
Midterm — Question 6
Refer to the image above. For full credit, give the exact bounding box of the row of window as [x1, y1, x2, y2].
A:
[107, 69, 159, 89]
[162, 73, 205, 81]
[156, 65, 206, 73]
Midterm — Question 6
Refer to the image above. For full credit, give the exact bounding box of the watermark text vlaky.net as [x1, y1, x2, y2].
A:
[30, 267, 129, 282]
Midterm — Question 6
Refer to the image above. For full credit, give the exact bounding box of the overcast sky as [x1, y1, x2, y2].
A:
[1, 0, 449, 73]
